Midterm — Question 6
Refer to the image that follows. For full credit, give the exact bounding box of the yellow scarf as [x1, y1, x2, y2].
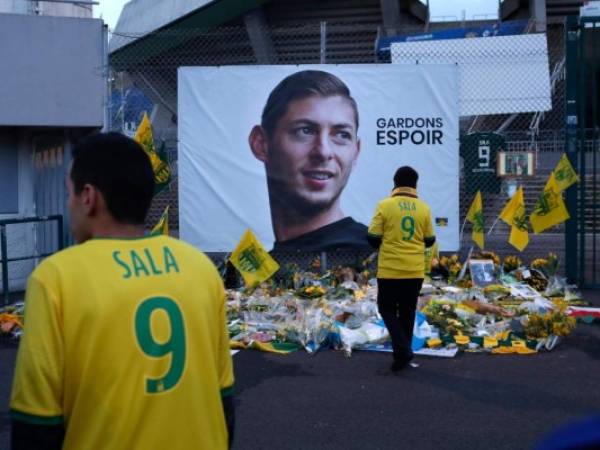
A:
[391, 187, 417, 197]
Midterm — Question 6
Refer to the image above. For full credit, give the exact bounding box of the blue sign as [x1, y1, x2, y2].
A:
[377, 20, 528, 57]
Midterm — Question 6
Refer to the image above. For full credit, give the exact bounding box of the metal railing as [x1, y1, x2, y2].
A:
[1, 215, 64, 305]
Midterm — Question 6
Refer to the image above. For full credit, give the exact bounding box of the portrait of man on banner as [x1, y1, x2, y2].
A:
[248, 70, 370, 252]
[178, 64, 460, 253]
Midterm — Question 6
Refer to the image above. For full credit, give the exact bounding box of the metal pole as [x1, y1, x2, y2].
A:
[578, 21, 587, 287]
[591, 20, 598, 286]
[1, 225, 9, 306]
[57, 215, 64, 251]
[101, 24, 110, 133]
[564, 16, 579, 283]
[320, 21, 327, 64]
[320, 252, 327, 273]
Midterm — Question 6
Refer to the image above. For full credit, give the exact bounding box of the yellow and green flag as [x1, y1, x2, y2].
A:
[134, 112, 172, 195]
[150, 205, 169, 236]
[229, 229, 280, 287]
[552, 153, 579, 192]
[530, 172, 570, 234]
[499, 186, 529, 251]
[466, 191, 484, 249]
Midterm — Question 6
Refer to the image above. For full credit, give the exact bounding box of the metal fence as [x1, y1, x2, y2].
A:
[107, 20, 596, 274]
[0, 215, 64, 304]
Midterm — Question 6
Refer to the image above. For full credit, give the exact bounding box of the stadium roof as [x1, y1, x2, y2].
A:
[109, 0, 268, 54]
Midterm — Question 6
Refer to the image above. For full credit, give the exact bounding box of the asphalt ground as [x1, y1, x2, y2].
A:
[1, 292, 599, 450]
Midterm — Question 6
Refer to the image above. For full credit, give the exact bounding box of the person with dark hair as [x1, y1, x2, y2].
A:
[249, 70, 370, 252]
[367, 166, 436, 372]
[10, 132, 235, 450]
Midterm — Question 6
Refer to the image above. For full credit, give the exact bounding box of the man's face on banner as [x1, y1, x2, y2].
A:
[253, 95, 361, 215]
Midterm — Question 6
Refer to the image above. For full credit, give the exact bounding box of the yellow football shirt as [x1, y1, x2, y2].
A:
[10, 235, 234, 450]
[368, 188, 435, 279]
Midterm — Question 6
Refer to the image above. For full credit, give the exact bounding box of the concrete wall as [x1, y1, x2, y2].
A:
[0, 14, 105, 127]
[0, 0, 92, 17]
[39, 2, 92, 18]
[0, 0, 28, 14]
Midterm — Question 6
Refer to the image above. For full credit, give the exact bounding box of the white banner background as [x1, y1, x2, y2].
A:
[179, 64, 459, 251]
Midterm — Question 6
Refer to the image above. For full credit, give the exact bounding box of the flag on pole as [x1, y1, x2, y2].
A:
[466, 191, 485, 249]
[499, 186, 529, 251]
[150, 206, 169, 236]
[134, 112, 172, 195]
[229, 229, 280, 287]
[530, 172, 570, 234]
[552, 153, 580, 192]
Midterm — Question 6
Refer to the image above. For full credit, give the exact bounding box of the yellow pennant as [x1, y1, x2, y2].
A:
[229, 229, 280, 287]
[552, 153, 579, 192]
[499, 186, 529, 251]
[466, 191, 484, 250]
[150, 206, 169, 236]
[134, 112, 172, 192]
[530, 172, 570, 234]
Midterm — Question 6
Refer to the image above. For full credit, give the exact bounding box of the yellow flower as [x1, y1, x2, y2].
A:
[454, 335, 470, 345]
[427, 338, 442, 347]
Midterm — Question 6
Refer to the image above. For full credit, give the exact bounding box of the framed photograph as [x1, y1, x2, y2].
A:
[497, 151, 535, 177]
[469, 259, 496, 287]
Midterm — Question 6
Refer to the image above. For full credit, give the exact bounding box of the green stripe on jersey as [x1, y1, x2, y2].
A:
[220, 385, 234, 398]
[10, 409, 63, 425]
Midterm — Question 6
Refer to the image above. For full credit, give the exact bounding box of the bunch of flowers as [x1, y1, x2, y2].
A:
[447, 261, 463, 283]
[454, 278, 473, 288]
[0, 310, 23, 335]
[357, 269, 372, 285]
[515, 268, 548, 292]
[503, 255, 522, 273]
[421, 300, 469, 335]
[432, 254, 461, 282]
[531, 253, 559, 278]
[471, 251, 501, 266]
[523, 300, 576, 338]
[295, 285, 327, 299]
[438, 254, 459, 270]
[354, 253, 377, 285]
[330, 266, 357, 286]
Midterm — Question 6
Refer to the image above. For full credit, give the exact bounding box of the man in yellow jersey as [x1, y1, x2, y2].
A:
[367, 166, 435, 372]
[10, 133, 234, 449]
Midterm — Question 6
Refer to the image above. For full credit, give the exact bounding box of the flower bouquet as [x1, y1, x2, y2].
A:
[531, 253, 559, 279]
[295, 285, 327, 299]
[523, 300, 576, 350]
[502, 255, 522, 274]
[421, 300, 470, 336]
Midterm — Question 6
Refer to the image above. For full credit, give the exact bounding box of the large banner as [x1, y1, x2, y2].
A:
[179, 64, 459, 252]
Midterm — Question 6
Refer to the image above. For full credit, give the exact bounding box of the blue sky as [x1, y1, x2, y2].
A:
[95, 0, 499, 30]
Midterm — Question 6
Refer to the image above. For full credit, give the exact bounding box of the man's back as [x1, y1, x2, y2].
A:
[369, 193, 434, 279]
[10, 235, 233, 450]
